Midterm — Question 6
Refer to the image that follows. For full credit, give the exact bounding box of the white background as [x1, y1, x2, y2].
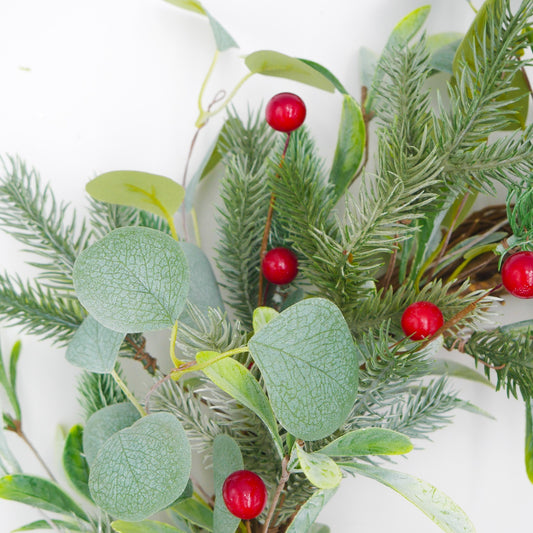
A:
[0, 0, 532, 531]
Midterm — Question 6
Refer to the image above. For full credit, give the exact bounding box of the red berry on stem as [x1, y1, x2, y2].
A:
[401, 301, 444, 341]
[222, 470, 267, 520]
[501, 251, 533, 298]
[265, 92, 306, 132]
[262, 247, 298, 285]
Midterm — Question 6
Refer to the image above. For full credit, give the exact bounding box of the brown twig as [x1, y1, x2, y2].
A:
[381, 235, 399, 289]
[125, 335, 158, 374]
[262, 456, 290, 533]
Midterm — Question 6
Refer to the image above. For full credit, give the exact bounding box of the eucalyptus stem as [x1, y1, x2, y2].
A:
[169, 320, 182, 368]
[111, 369, 146, 417]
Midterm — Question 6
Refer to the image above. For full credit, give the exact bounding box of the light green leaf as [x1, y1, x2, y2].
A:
[310, 525, 330, 533]
[429, 359, 494, 388]
[453, 398, 496, 420]
[66, 315, 124, 373]
[285, 490, 337, 533]
[206, 11, 238, 51]
[197, 351, 284, 457]
[0, 474, 89, 522]
[365, 5, 431, 112]
[319, 428, 413, 457]
[179, 242, 225, 327]
[345, 463, 475, 533]
[359, 47, 378, 89]
[297, 59, 348, 94]
[329, 94, 365, 200]
[13, 519, 85, 532]
[173, 499, 214, 531]
[526, 398, 533, 483]
[73, 227, 189, 333]
[163, 0, 205, 15]
[0, 342, 20, 420]
[295, 444, 342, 490]
[62, 425, 91, 501]
[89, 412, 191, 521]
[8, 341, 21, 413]
[252, 306, 279, 334]
[427, 33, 463, 74]
[213, 435, 243, 533]
[83, 402, 141, 467]
[112, 520, 186, 533]
[0, 426, 20, 475]
[248, 298, 358, 441]
[245, 51, 335, 92]
[86, 171, 185, 219]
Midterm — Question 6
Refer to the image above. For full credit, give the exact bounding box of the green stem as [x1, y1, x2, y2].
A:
[169, 320, 183, 367]
[191, 207, 202, 247]
[111, 369, 146, 417]
[198, 50, 220, 115]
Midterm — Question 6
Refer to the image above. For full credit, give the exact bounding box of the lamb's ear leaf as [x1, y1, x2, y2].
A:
[89, 412, 191, 521]
[426, 32, 463, 74]
[284, 490, 337, 533]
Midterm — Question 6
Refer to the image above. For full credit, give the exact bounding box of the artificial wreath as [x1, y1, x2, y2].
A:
[1, 0, 533, 532]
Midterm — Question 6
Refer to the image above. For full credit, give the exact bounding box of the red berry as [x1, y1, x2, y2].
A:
[401, 301, 444, 341]
[501, 251, 533, 298]
[265, 92, 306, 132]
[262, 247, 298, 285]
[222, 470, 267, 520]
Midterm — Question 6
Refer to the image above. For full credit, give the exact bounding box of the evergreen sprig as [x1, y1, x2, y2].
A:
[505, 179, 533, 253]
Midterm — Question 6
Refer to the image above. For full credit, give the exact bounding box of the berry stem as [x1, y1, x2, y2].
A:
[257, 133, 292, 306]
[245, 521, 252, 533]
[261, 456, 290, 533]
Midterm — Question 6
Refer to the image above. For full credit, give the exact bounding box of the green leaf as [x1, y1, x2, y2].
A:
[83, 402, 141, 467]
[8, 341, 21, 404]
[429, 359, 494, 388]
[329, 94, 365, 201]
[112, 520, 186, 533]
[73, 227, 189, 333]
[344, 463, 475, 533]
[280, 288, 304, 311]
[179, 242, 225, 327]
[297, 59, 348, 94]
[245, 51, 335, 92]
[526, 398, 533, 483]
[86, 171, 185, 219]
[0, 426, 20, 475]
[12, 519, 85, 531]
[284, 490, 337, 533]
[213, 435, 243, 533]
[172, 499, 214, 531]
[365, 5, 431, 112]
[426, 33, 463, 74]
[0, 474, 89, 522]
[359, 47, 378, 89]
[89, 412, 191, 521]
[163, 0, 206, 15]
[0, 343, 19, 419]
[206, 11, 238, 51]
[310, 525, 330, 533]
[295, 443, 342, 490]
[319, 428, 413, 457]
[62, 425, 91, 501]
[196, 351, 284, 457]
[252, 306, 279, 334]
[248, 298, 359, 441]
[66, 315, 124, 373]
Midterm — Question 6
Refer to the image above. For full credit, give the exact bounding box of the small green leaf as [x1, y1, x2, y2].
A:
[245, 51, 335, 92]
[172, 499, 214, 531]
[8, 341, 21, 403]
[0, 474, 89, 522]
[344, 463, 475, 533]
[213, 435, 243, 533]
[0, 343, 19, 419]
[12, 519, 85, 532]
[83, 402, 141, 467]
[427, 33, 463, 74]
[329, 94, 365, 200]
[112, 520, 186, 533]
[73, 227, 190, 333]
[86, 171, 185, 219]
[285, 490, 337, 533]
[62, 425, 91, 501]
[319, 428, 413, 457]
[196, 351, 284, 457]
[248, 298, 359, 441]
[252, 306, 279, 334]
[526, 398, 533, 483]
[297, 59, 348, 94]
[163, 0, 205, 15]
[310, 525, 330, 533]
[429, 359, 494, 388]
[66, 315, 124, 373]
[89, 412, 191, 521]
[295, 443, 342, 490]
[206, 11, 238, 51]
[0, 426, 20, 475]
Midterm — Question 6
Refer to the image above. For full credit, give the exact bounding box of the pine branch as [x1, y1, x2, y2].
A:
[505, 178, 533, 252]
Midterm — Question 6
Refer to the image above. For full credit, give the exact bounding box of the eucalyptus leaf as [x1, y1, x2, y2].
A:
[285, 489, 337, 533]
[62, 425, 91, 501]
[0, 474, 89, 522]
[252, 306, 280, 334]
[12, 519, 85, 532]
[163, 0, 205, 15]
[344, 463, 475, 533]
[86, 171, 185, 219]
[73, 227, 189, 333]
[319, 428, 413, 457]
[112, 520, 186, 533]
[213, 435, 243, 533]
[173, 498, 214, 531]
[245, 51, 335, 92]
[329, 94, 365, 201]
[206, 11, 238, 51]
[297, 59, 348, 94]
[295, 444, 342, 490]
[66, 315, 124, 373]
[83, 402, 141, 467]
[248, 298, 359, 441]
[429, 359, 494, 388]
[89, 412, 191, 521]
[526, 398, 533, 483]
[197, 351, 284, 457]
